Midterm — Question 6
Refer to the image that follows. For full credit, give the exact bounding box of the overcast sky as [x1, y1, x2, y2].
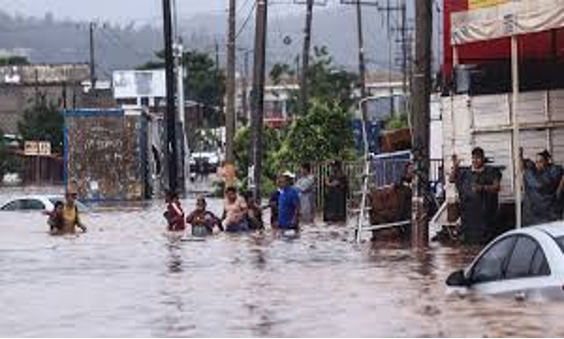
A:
[0, 0, 236, 23]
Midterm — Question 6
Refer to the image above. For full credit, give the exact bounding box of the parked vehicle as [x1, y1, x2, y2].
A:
[0, 195, 88, 213]
[446, 222, 564, 300]
[190, 151, 221, 174]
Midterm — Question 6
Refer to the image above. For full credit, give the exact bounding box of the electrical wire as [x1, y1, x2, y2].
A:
[235, 1, 257, 41]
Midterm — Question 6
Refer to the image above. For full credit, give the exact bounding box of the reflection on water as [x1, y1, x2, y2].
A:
[1, 190, 564, 337]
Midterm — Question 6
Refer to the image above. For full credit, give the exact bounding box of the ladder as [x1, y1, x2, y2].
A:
[353, 153, 412, 243]
[354, 153, 372, 243]
[352, 97, 412, 243]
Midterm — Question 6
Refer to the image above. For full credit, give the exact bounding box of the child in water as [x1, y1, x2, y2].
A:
[164, 192, 186, 232]
[46, 201, 64, 234]
[186, 197, 223, 236]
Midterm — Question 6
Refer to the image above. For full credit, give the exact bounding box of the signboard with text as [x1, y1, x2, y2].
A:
[112, 70, 166, 99]
[38, 141, 51, 156]
[24, 141, 51, 156]
[24, 141, 39, 156]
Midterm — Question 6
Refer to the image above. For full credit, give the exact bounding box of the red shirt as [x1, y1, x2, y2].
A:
[167, 201, 186, 232]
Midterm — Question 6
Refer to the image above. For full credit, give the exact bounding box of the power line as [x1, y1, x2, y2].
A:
[98, 27, 154, 61]
[237, 0, 254, 15]
[235, 1, 257, 40]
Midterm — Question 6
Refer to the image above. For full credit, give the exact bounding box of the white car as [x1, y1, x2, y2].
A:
[446, 222, 564, 300]
[0, 195, 88, 213]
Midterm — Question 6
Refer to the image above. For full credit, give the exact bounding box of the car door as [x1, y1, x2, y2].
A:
[468, 235, 517, 294]
[501, 236, 553, 299]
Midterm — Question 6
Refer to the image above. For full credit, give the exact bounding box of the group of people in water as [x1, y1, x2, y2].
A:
[163, 161, 350, 236]
[164, 172, 302, 236]
[43, 161, 349, 237]
[450, 146, 564, 244]
[46, 148, 563, 245]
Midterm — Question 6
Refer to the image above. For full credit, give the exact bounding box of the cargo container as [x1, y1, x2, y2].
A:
[64, 108, 165, 202]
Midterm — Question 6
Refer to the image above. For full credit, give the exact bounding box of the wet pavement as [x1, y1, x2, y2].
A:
[1, 187, 564, 337]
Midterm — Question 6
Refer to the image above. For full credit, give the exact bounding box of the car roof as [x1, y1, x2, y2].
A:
[5, 195, 52, 201]
[499, 222, 564, 239]
[532, 221, 564, 238]
[1, 195, 67, 204]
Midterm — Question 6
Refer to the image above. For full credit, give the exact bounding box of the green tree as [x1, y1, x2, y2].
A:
[138, 50, 226, 127]
[269, 63, 294, 85]
[234, 126, 285, 193]
[0, 56, 29, 67]
[18, 97, 64, 154]
[269, 46, 358, 116]
[276, 99, 356, 166]
[0, 131, 22, 179]
[232, 47, 359, 196]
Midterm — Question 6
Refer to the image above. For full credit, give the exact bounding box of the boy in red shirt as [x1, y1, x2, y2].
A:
[164, 192, 186, 232]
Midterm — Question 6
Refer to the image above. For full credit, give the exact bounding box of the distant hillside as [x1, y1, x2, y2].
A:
[0, 5, 426, 79]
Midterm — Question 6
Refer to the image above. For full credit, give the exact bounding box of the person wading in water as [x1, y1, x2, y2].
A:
[60, 189, 87, 234]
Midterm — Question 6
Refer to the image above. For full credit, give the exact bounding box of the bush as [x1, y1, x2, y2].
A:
[384, 113, 410, 131]
[275, 99, 356, 167]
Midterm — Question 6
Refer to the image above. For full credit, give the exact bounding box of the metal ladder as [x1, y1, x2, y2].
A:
[353, 98, 373, 243]
[354, 153, 372, 243]
[353, 98, 412, 243]
[353, 154, 412, 243]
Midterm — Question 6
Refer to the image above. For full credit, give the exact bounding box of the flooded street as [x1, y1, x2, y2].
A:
[1, 188, 564, 337]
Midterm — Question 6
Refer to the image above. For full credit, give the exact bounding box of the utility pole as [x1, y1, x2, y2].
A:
[411, 0, 433, 248]
[175, 41, 187, 192]
[172, 0, 186, 194]
[162, 0, 179, 193]
[400, 0, 408, 109]
[299, 0, 314, 115]
[341, 0, 375, 119]
[225, 0, 237, 163]
[356, 0, 367, 102]
[250, 0, 268, 200]
[380, 0, 409, 113]
[241, 50, 250, 124]
[89, 22, 97, 89]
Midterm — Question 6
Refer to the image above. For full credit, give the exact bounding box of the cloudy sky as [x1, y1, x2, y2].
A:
[0, 0, 236, 22]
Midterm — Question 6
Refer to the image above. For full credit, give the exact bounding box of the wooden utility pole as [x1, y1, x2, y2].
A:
[300, 0, 314, 115]
[341, 0, 374, 119]
[250, 0, 268, 199]
[378, 0, 407, 114]
[355, 0, 367, 102]
[241, 50, 250, 123]
[162, 0, 179, 193]
[226, 0, 237, 163]
[89, 22, 97, 89]
[411, 0, 433, 248]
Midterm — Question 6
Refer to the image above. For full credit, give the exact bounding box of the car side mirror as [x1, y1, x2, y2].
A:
[446, 270, 471, 287]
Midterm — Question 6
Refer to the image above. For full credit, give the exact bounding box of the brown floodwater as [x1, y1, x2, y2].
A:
[1, 187, 564, 337]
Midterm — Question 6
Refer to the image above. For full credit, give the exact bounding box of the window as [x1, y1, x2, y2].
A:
[21, 199, 45, 210]
[530, 247, 550, 277]
[471, 236, 517, 283]
[1, 200, 21, 211]
[556, 236, 564, 254]
[505, 236, 546, 279]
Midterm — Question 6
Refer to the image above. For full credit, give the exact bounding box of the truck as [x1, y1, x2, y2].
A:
[432, 0, 564, 235]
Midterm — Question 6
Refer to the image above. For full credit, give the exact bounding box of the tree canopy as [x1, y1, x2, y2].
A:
[18, 96, 64, 154]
